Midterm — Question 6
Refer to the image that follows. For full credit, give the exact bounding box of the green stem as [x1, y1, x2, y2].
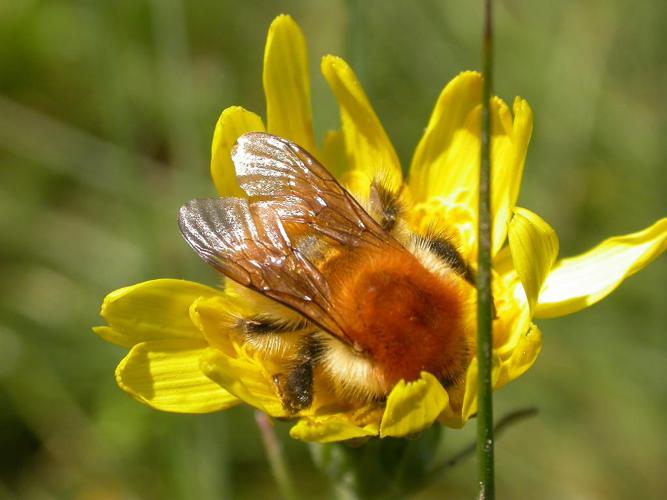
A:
[476, 0, 495, 498]
[255, 411, 299, 500]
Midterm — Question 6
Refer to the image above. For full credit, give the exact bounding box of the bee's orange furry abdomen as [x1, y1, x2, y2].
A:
[332, 247, 471, 392]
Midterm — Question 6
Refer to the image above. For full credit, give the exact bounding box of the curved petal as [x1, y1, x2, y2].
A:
[408, 72, 533, 254]
[116, 340, 239, 413]
[409, 71, 482, 204]
[263, 15, 317, 154]
[380, 372, 449, 437]
[96, 279, 222, 348]
[321, 55, 402, 191]
[290, 415, 378, 443]
[200, 348, 288, 418]
[508, 207, 559, 313]
[495, 324, 542, 389]
[491, 98, 533, 254]
[536, 217, 667, 318]
[211, 106, 265, 197]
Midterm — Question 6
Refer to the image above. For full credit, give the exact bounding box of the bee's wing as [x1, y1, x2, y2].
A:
[179, 132, 401, 342]
[231, 132, 390, 248]
[179, 196, 348, 338]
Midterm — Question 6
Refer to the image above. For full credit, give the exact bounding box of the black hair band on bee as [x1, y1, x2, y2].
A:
[423, 236, 477, 286]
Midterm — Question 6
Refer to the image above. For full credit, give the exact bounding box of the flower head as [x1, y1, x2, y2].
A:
[95, 15, 667, 442]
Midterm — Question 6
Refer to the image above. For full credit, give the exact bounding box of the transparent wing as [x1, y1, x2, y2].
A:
[231, 132, 392, 248]
[179, 132, 402, 342]
[179, 197, 349, 338]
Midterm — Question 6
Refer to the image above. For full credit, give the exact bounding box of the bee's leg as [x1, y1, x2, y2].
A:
[273, 334, 322, 414]
[369, 180, 405, 232]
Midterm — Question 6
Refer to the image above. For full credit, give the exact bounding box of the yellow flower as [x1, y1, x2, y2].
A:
[94, 15, 667, 442]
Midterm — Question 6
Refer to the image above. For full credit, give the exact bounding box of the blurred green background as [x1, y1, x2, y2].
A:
[1, 0, 665, 498]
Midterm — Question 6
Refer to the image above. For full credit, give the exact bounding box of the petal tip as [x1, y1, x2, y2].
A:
[266, 14, 305, 51]
[512, 98, 533, 127]
[99, 285, 130, 318]
[457, 69, 482, 79]
[218, 105, 246, 121]
[320, 54, 346, 73]
[452, 70, 482, 87]
[269, 13, 297, 29]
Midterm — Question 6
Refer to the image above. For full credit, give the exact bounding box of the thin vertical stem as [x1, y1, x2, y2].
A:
[476, 0, 495, 498]
[255, 411, 299, 500]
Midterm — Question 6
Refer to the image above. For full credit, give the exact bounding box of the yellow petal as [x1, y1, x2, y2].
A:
[116, 340, 239, 413]
[290, 415, 378, 443]
[491, 98, 533, 255]
[490, 274, 531, 356]
[408, 72, 533, 254]
[200, 349, 288, 418]
[440, 355, 501, 428]
[96, 279, 222, 348]
[492, 245, 514, 278]
[339, 168, 373, 204]
[379, 372, 449, 437]
[409, 72, 481, 204]
[460, 358, 484, 423]
[211, 106, 265, 197]
[320, 129, 347, 179]
[321, 55, 402, 191]
[263, 15, 317, 154]
[495, 324, 542, 389]
[93, 326, 133, 347]
[508, 207, 559, 313]
[190, 294, 249, 357]
[536, 217, 667, 318]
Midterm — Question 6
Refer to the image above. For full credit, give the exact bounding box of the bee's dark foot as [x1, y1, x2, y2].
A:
[272, 362, 313, 414]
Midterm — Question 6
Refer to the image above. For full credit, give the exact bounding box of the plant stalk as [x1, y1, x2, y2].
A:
[476, 0, 495, 498]
[255, 411, 299, 500]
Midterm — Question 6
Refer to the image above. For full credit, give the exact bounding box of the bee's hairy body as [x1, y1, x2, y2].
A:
[179, 132, 477, 414]
[226, 182, 475, 412]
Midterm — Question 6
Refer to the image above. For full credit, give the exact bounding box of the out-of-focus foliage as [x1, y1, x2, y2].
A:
[0, 1, 664, 498]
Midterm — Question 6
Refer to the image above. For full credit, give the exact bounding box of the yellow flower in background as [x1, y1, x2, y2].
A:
[94, 15, 667, 442]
